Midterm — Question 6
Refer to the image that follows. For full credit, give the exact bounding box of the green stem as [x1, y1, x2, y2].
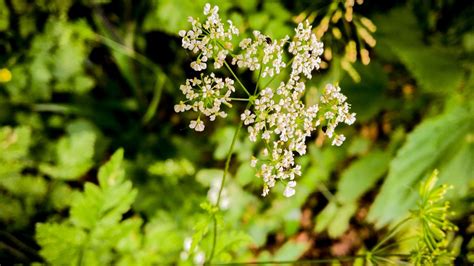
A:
[207, 121, 244, 264]
[213, 254, 410, 265]
[373, 236, 417, 255]
[142, 75, 167, 124]
[371, 217, 412, 253]
[224, 61, 251, 96]
[254, 59, 263, 94]
[230, 98, 250, 101]
[318, 182, 340, 205]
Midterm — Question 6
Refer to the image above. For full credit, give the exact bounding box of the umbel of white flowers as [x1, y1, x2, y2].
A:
[175, 3, 356, 198]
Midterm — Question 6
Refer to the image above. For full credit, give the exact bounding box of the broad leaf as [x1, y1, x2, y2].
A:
[368, 106, 473, 227]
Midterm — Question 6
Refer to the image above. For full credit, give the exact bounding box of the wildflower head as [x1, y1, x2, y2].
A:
[179, 3, 239, 71]
[176, 3, 356, 198]
[174, 73, 235, 131]
[410, 170, 458, 264]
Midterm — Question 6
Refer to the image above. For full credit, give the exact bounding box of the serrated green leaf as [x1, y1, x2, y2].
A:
[39, 124, 96, 180]
[36, 223, 87, 265]
[0, 175, 47, 198]
[70, 149, 136, 229]
[368, 107, 473, 227]
[438, 135, 474, 197]
[37, 149, 140, 264]
[71, 182, 103, 229]
[98, 148, 125, 188]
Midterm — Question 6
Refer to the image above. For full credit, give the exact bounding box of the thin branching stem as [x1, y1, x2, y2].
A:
[224, 61, 251, 96]
[230, 98, 250, 101]
[213, 254, 411, 265]
[207, 57, 259, 263]
[371, 217, 412, 253]
[207, 120, 244, 264]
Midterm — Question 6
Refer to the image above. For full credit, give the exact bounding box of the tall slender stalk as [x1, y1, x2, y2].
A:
[207, 121, 243, 264]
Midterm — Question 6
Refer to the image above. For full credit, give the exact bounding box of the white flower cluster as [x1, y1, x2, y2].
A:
[232, 31, 288, 77]
[243, 82, 355, 197]
[319, 83, 356, 146]
[242, 23, 353, 197]
[289, 21, 324, 79]
[179, 3, 239, 71]
[177, 3, 356, 198]
[174, 73, 235, 131]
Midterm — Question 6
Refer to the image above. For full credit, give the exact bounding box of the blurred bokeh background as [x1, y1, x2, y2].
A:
[0, 0, 473, 264]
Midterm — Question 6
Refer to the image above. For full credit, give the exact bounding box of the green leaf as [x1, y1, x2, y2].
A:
[70, 149, 136, 229]
[97, 148, 125, 188]
[0, 126, 31, 162]
[0, 175, 47, 198]
[39, 122, 96, 180]
[148, 158, 195, 179]
[273, 240, 310, 260]
[36, 223, 87, 265]
[336, 150, 391, 203]
[368, 107, 473, 227]
[328, 203, 357, 238]
[314, 201, 337, 233]
[0, 196, 25, 227]
[0, 0, 9, 31]
[235, 163, 256, 186]
[438, 134, 474, 198]
[70, 182, 103, 229]
[315, 201, 357, 238]
[211, 126, 247, 160]
[215, 231, 252, 261]
[37, 149, 140, 264]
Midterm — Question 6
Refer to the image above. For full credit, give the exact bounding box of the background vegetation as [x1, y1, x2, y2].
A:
[0, 0, 472, 264]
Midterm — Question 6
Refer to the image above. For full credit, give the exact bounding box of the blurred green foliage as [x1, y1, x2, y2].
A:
[0, 0, 472, 264]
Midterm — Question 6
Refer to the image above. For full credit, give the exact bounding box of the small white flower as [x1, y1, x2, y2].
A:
[189, 120, 205, 132]
[183, 237, 192, 251]
[203, 3, 211, 15]
[241, 110, 256, 125]
[283, 181, 296, 197]
[332, 134, 346, 146]
[180, 251, 188, 260]
[174, 101, 186, 112]
[194, 251, 205, 265]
